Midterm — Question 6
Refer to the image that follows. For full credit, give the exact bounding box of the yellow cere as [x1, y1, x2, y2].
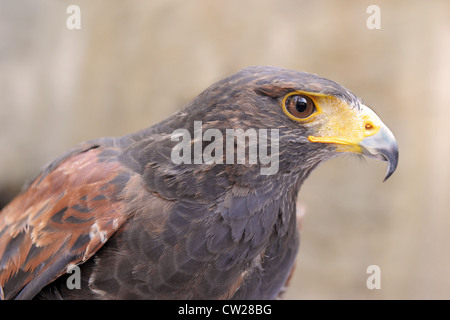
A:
[305, 94, 382, 154]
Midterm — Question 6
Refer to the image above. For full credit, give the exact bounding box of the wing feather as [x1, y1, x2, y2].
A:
[0, 142, 133, 299]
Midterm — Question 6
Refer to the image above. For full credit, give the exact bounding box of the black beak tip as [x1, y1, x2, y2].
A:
[382, 148, 399, 182]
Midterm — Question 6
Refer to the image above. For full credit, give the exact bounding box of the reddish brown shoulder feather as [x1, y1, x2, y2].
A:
[0, 145, 133, 299]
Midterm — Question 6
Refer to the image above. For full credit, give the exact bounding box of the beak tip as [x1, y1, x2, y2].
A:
[383, 169, 394, 182]
[382, 147, 399, 182]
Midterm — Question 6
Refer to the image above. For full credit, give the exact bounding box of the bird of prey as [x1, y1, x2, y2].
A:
[0, 66, 398, 299]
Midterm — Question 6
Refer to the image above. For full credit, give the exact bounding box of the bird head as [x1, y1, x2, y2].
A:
[189, 66, 398, 183]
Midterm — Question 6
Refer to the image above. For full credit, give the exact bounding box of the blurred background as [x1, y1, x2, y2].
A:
[0, 0, 449, 299]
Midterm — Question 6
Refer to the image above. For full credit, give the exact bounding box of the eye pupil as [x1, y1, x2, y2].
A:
[295, 97, 308, 113]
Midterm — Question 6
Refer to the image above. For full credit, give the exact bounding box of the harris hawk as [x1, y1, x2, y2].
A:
[0, 66, 398, 299]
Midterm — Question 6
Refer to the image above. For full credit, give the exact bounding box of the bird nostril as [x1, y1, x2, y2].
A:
[363, 121, 379, 137]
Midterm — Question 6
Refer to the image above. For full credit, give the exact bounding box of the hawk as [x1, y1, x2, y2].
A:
[0, 66, 398, 299]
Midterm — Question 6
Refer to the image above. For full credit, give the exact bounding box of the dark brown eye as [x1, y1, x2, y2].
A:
[285, 94, 315, 119]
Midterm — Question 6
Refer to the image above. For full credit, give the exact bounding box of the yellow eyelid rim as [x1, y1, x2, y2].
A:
[281, 90, 326, 122]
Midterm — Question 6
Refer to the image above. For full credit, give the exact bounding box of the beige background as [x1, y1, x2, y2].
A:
[1, 0, 449, 299]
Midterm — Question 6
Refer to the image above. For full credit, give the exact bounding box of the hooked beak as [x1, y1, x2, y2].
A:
[359, 123, 399, 181]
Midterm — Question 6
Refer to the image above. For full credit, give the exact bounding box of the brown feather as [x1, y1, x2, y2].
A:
[0, 146, 133, 299]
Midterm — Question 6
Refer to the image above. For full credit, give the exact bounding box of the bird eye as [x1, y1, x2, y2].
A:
[284, 94, 316, 119]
